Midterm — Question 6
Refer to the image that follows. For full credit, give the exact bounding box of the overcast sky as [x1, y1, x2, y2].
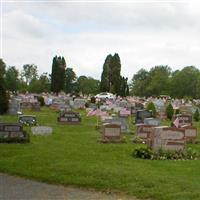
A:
[2, 0, 200, 80]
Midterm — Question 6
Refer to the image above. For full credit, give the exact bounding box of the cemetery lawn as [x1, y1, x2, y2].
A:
[1, 107, 200, 200]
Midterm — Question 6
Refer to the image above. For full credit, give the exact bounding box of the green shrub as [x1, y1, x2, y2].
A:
[175, 109, 180, 115]
[166, 103, 174, 120]
[132, 147, 153, 159]
[194, 109, 200, 122]
[91, 96, 96, 103]
[146, 102, 156, 117]
[37, 96, 45, 106]
[133, 147, 199, 160]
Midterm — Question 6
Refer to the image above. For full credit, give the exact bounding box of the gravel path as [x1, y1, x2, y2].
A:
[0, 173, 138, 200]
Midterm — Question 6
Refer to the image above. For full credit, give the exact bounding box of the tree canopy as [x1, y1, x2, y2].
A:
[100, 53, 129, 96]
[130, 65, 200, 99]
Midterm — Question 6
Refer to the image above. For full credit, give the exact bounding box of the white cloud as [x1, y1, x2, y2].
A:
[2, 1, 200, 81]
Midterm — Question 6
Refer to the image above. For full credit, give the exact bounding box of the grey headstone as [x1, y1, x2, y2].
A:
[31, 126, 53, 136]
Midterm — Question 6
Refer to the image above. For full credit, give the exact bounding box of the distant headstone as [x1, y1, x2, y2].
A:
[58, 111, 81, 124]
[88, 103, 97, 109]
[59, 104, 72, 113]
[0, 123, 29, 143]
[131, 103, 144, 115]
[172, 114, 192, 127]
[136, 124, 156, 141]
[103, 117, 129, 133]
[101, 123, 121, 142]
[19, 115, 37, 126]
[31, 126, 53, 136]
[8, 98, 21, 115]
[21, 102, 32, 109]
[119, 109, 131, 118]
[181, 125, 197, 142]
[144, 118, 161, 126]
[31, 102, 40, 111]
[73, 98, 86, 109]
[135, 110, 152, 124]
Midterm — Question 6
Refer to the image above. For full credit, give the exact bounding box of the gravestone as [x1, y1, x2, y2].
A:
[31, 126, 53, 136]
[150, 127, 185, 151]
[113, 107, 123, 113]
[103, 117, 130, 133]
[0, 123, 29, 143]
[59, 104, 72, 113]
[181, 125, 197, 142]
[58, 111, 81, 124]
[21, 102, 32, 109]
[31, 102, 40, 111]
[135, 110, 152, 124]
[144, 118, 161, 126]
[19, 115, 37, 126]
[118, 100, 128, 108]
[88, 103, 97, 109]
[136, 124, 157, 141]
[119, 109, 131, 118]
[8, 98, 21, 115]
[73, 98, 86, 109]
[101, 123, 121, 142]
[172, 114, 192, 127]
[131, 103, 144, 115]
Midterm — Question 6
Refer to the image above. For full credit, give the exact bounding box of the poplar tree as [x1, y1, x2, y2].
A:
[0, 59, 9, 114]
[100, 55, 112, 92]
[51, 56, 66, 94]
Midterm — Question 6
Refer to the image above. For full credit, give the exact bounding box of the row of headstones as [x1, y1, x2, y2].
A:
[0, 111, 82, 143]
[136, 114, 196, 151]
[8, 98, 41, 115]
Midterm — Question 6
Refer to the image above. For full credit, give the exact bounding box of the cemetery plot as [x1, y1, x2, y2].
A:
[58, 111, 81, 124]
[101, 123, 122, 142]
[31, 126, 53, 136]
[19, 115, 37, 126]
[150, 127, 186, 151]
[0, 123, 29, 143]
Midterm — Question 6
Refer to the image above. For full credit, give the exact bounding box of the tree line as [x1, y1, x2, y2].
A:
[0, 57, 100, 96]
[130, 65, 200, 99]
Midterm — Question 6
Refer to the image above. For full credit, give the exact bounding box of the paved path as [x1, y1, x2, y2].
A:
[0, 173, 138, 200]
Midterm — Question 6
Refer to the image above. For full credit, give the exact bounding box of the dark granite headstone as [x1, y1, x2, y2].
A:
[19, 115, 37, 126]
[0, 123, 29, 143]
[135, 110, 153, 124]
[58, 111, 81, 124]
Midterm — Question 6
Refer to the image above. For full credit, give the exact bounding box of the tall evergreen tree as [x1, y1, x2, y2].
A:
[100, 55, 112, 92]
[65, 68, 76, 94]
[100, 53, 127, 96]
[110, 53, 121, 95]
[51, 56, 66, 94]
[0, 59, 9, 114]
[5, 66, 19, 93]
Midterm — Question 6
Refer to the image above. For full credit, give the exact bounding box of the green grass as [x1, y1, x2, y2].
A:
[0, 107, 200, 200]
